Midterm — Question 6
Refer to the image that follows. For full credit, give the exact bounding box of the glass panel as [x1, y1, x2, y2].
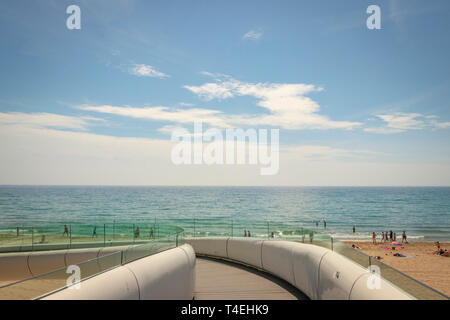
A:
[0, 224, 184, 300]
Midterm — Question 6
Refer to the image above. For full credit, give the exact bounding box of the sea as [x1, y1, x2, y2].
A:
[0, 186, 449, 241]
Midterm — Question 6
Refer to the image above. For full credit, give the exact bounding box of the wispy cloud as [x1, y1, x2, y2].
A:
[77, 104, 229, 128]
[282, 145, 382, 160]
[129, 64, 169, 78]
[242, 30, 263, 40]
[365, 112, 450, 134]
[184, 74, 361, 130]
[0, 112, 102, 131]
[431, 121, 450, 129]
[78, 74, 361, 131]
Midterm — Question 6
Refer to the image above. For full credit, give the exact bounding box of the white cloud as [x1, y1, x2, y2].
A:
[365, 112, 450, 134]
[364, 127, 404, 134]
[365, 112, 425, 134]
[129, 64, 169, 78]
[243, 30, 263, 40]
[0, 112, 102, 131]
[78, 104, 230, 128]
[179, 102, 195, 107]
[282, 145, 382, 160]
[184, 75, 360, 130]
[432, 121, 450, 129]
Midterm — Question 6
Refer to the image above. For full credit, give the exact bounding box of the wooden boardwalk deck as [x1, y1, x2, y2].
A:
[194, 257, 308, 300]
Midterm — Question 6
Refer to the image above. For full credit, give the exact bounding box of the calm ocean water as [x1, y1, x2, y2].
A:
[0, 186, 449, 241]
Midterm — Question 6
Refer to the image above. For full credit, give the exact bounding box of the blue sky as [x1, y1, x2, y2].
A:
[1, 0, 450, 185]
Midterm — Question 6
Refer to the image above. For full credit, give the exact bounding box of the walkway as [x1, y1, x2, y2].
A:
[194, 257, 308, 300]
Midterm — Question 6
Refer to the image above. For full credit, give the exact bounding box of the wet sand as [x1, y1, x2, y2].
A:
[344, 241, 450, 297]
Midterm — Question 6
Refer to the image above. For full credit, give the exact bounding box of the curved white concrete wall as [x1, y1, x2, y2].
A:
[0, 253, 32, 281]
[318, 251, 367, 300]
[0, 246, 129, 281]
[227, 238, 264, 268]
[186, 238, 228, 257]
[42, 244, 195, 300]
[290, 243, 329, 300]
[42, 266, 140, 300]
[185, 238, 413, 300]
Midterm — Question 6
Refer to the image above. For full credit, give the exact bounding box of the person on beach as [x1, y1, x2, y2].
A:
[323, 220, 327, 229]
[63, 225, 69, 237]
[389, 230, 393, 241]
[244, 230, 247, 237]
[402, 231, 408, 243]
[372, 232, 377, 244]
[352, 226, 356, 233]
[134, 227, 140, 238]
[149, 228, 154, 239]
[248, 230, 251, 237]
[315, 221, 318, 227]
[92, 226, 97, 238]
[381, 232, 385, 243]
[435, 241, 441, 253]
[393, 233, 397, 241]
[271, 232, 274, 238]
[309, 232, 314, 243]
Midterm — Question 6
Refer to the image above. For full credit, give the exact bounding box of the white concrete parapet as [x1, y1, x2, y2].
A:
[184, 238, 413, 300]
[41, 244, 195, 300]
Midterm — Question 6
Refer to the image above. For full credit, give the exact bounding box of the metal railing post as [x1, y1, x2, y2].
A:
[231, 220, 233, 237]
[69, 224, 72, 249]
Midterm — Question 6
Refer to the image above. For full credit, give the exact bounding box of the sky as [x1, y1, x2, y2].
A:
[1, 0, 450, 186]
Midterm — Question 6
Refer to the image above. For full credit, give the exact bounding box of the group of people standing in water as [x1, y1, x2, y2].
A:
[315, 219, 327, 228]
[372, 230, 407, 244]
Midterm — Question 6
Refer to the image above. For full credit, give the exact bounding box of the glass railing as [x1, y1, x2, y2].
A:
[0, 228, 184, 300]
[0, 222, 183, 253]
[1, 217, 448, 300]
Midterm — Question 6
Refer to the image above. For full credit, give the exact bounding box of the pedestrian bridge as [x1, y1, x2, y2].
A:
[0, 238, 416, 300]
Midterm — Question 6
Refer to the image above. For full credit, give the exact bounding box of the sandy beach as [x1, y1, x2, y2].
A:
[344, 241, 450, 297]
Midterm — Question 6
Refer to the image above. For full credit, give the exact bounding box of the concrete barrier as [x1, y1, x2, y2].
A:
[0, 252, 33, 281]
[0, 246, 126, 282]
[124, 245, 196, 300]
[28, 251, 68, 277]
[317, 251, 367, 300]
[291, 243, 329, 300]
[349, 273, 412, 300]
[185, 237, 413, 300]
[42, 266, 140, 300]
[227, 238, 264, 268]
[184, 238, 228, 258]
[261, 241, 297, 284]
[41, 244, 196, 300]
